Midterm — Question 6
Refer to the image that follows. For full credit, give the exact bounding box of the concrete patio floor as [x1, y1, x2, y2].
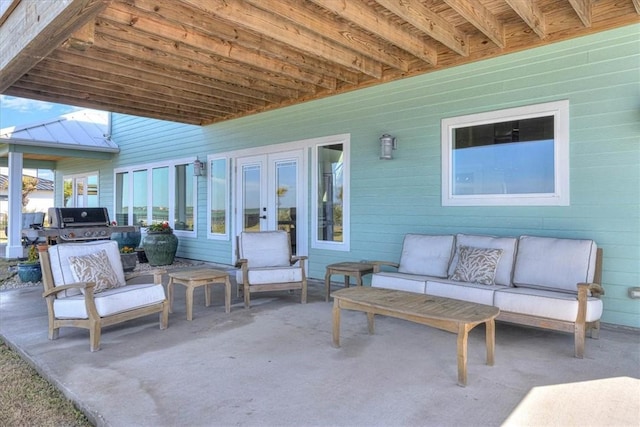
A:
[1, 271, 639, 427]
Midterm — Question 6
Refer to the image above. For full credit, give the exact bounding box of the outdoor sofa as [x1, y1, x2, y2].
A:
[371, 234, 604, 358]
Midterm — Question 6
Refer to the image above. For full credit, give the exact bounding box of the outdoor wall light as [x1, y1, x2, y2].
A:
[193, 159, 206, 177]
[379, 134, 397, 160]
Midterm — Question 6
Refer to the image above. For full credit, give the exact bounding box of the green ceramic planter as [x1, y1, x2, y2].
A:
[142, 232, 178, 266]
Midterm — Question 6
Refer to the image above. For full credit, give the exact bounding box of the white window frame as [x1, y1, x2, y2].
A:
[441, 100, 570, 206]
[206, 156, 230, 240]
[311, 134, 350, 251]
[114, 157, 198, 238]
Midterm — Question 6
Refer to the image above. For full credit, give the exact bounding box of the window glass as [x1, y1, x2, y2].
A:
[209, 158, 228, 236]
[174, 163, 194, 231]
[316, 144, 344, 243]
[133, 170, 148, 226]
[442, 100, 569, 206]
[152, 167, 169, 225]
[115, 172, 129, 225]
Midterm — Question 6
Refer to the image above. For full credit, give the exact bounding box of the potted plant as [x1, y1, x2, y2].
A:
[120, 246, 138, 272]
[17, 244, 42, 282]
[142, 221, 178, 266]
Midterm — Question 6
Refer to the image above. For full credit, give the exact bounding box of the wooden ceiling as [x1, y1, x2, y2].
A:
[1, 0, 638, 126]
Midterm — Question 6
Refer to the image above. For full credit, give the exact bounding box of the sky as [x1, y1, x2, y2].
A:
[0, 95, 85, 129]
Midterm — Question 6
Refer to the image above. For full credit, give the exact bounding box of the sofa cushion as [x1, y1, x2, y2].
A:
[449, 246, 503, 285]
[371, 271, 427, 293]
[426, 279, 504, 306]
[53, 283, 166, 319]
[448, 234, 518, 286]
[398, 234, 454, 278]
[69, 250, 123, 294]
[48, 241, 126, 298]
[494, 287, 603, 322]
[513, 236, 598, 293]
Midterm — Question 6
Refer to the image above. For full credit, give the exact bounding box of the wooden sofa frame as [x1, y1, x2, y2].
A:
[39, 245, 169, 352]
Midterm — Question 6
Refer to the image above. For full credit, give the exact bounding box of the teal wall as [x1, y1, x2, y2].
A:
[60, 24, 639, 327]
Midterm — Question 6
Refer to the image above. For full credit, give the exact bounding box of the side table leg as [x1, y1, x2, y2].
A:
[367, 312, 375, 334]
[325, 270, 332, 302]
[332, 298, 341, 347]
[205, 283, 211, 307]
[344, 274, 350, 289]
[486, 319, 495, 366]
[167, 277, 174, 313]
[186, 284, 195, 321]
[457, 323, 471, 387]
[224, 277, 231, 313]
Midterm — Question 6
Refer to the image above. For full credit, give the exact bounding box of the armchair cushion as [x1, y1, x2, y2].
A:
[238, 231, 290, 267]
[69, 250, 122, 294]
[240, 266, 303, 285]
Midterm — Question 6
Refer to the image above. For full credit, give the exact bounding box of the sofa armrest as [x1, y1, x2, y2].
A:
[42, 281, 95, 298]
[371, 260, 399, 273]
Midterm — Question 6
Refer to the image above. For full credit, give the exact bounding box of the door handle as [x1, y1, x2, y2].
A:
[260, 215, 266, 219]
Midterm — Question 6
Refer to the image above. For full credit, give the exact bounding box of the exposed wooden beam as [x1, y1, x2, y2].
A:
[182, 0, 384, 79]
[505, 0, 546, 39]
[444, 0, 505, 49]
[632, 0, 640, 15]
[0, 0, 109, 91]
[375, 0, 469, 56]
[65, 20, 96, 51]
[568, 0, 591, 27]
[312, 0, 438, 65]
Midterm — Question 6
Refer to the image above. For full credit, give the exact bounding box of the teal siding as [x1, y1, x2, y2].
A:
[58, 24, 639, 328]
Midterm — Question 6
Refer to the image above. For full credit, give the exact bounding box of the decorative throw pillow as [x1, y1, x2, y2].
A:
[449, 246, 503, 285]
[68, 250, 122, 294]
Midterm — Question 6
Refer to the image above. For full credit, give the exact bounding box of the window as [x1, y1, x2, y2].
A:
[441, 100, 569, 206]
[207, 157, 229, 239]
[114, 158, 197, 235]
[63, 172, 99, 207]
[312, 135, 350, 251]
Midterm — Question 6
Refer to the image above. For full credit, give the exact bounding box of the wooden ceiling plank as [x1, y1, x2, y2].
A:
[244, 0, 409, 71]
[311, 0, 438, 65]
[375, 0, 469, 56]
[504, 0, 547, 39]
[567, 0, 592, 27]
[92, 25, 303, 100]
[129, 0, 361, 85]
[101, 4, 332, 92]
[65, 20, 96, 51]
[182, 0, 383, 79]
[0, 0, 109, 91]
[634, 0, 640, 15]
[444, 0, 505, 48]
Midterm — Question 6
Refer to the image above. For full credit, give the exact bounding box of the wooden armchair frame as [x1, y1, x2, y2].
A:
[39, 245, 169, 352]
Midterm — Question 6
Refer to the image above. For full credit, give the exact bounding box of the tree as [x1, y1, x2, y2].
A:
[0, 175, 39, 208]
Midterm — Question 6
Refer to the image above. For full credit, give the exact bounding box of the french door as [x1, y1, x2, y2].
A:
[235, 150, 305, 255]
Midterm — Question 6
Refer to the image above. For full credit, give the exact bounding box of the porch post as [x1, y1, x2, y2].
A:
[5, 152, 23, 258]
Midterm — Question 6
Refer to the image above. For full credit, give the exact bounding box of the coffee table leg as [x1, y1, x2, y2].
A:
[224, 277, 231, 313]
[205, 283, 211, 307]
[332, 298, 341, 347]
[486, 319, 495, 366]
[344, 274, 350, 289]
[457, 323, 470, 387]
[367, 312, 375, 334]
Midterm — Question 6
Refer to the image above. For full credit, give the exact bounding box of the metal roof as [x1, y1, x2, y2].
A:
[0, 109, 118, 153]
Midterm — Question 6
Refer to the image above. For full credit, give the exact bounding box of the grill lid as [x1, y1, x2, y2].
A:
[48, 207, 110, 228]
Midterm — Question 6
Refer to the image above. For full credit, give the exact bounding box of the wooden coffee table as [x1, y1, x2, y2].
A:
[331, 287, 499, 386]
[324, 262, 375, 302]
[167, 268, 231, 320]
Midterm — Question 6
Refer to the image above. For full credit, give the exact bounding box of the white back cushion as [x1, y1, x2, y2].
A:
[398, 234, 454, 278]
[448, 234, 518, 286]
[513, 236, 598, 293]
[238, 231, 290, 268]
[49, 241, 126, 289]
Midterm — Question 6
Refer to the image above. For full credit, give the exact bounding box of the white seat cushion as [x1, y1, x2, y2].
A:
[236, 266, 303, 285]
[427, 279, 504, 306]
[371, 272, 428, 294]
[448, 234, 518, 286]
[513, 236, 598, 293]
[494, 287, 603, 322]
[398, 234, 455, 278]
[53, 284, 166, 319]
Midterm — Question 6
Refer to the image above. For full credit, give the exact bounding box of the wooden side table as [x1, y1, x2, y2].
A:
[324, 262, 374, 302]
[167, 268, 231, 320]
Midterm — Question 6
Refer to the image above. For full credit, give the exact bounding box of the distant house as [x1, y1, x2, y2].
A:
[0, 174, 53, 237]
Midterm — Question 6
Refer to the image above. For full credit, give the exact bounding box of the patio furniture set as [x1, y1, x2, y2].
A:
[36, 230, 604, 385]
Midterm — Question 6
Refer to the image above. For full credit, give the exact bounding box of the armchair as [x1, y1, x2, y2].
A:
[39, 240, 169, 351]
[236, 231, 307, 308]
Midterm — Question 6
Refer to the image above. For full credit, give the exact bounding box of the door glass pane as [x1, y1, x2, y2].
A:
[87, 174, 99, 206]
[174, 163, 194, 231]
[133, 170, 148, 226]
[115, 172, 129, 225]
[63, 178, 73, 207]
[276, 160, 297, 254]
[210, 158, 227, 235]
[75, 180, 85, 207]
[317, 144, 344, 242]
[152, 167, 169, 226]
[242, 164, 261, 231]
